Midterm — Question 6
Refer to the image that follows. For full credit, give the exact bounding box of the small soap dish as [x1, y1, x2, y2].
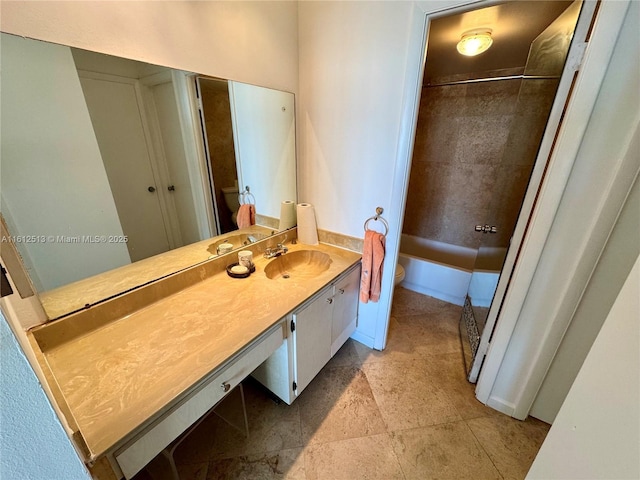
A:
[226, 263, 256, 278]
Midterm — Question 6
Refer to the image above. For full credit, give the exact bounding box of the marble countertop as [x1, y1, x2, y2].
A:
[32, 241, 361, 459]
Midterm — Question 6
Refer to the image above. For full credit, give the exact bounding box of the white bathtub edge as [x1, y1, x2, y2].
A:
[398, 253, 471, 306]
[400, 280, 466, 306]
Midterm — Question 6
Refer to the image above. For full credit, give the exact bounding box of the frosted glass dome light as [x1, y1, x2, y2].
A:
[457, 29, 493, 56]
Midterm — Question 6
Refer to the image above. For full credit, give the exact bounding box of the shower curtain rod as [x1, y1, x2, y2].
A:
[425, 74, 560, 88]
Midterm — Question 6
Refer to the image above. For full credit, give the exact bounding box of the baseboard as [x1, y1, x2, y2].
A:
[486, 395, 519, 418]
[350, 330, 375, 349]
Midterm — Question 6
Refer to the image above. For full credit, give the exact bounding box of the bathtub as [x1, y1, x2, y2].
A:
[397, 235, 505, 307]
[467, 246, 506, 308]
[397, 235, 476, 306]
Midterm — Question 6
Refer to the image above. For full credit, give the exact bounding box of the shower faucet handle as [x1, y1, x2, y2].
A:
[475, 224, 498, 234]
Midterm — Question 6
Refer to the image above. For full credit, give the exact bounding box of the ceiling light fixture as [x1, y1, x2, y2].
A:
[456, 29, 493, 57]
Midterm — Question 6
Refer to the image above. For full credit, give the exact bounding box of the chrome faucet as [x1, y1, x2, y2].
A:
[263, 243, 288, 259]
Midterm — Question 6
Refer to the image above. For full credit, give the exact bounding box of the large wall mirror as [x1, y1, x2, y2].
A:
[1, 33, 297, 319]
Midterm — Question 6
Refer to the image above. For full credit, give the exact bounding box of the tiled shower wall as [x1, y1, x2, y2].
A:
[403, 75, 559, 250]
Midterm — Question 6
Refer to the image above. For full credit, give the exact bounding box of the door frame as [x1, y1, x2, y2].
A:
[384, 0, 631, 419]
[171, 71, 219, 239]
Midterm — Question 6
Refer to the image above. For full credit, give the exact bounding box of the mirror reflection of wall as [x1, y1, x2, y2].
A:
[1, 33, 296, 310]
[229, 81, 297, 230]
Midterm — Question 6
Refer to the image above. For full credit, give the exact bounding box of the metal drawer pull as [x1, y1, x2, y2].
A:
[221, 382, 231, 392]
[327, 298, 333, 304]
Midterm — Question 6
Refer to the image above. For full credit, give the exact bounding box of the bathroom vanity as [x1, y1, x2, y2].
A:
[27, 232, 361, 479]
[252, 263, 360, 403]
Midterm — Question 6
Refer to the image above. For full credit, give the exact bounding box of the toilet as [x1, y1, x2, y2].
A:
[222, 186, 240, 226]
[394, 263, 405, 286]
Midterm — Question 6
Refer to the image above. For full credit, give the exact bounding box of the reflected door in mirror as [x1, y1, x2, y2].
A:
[80, 75, 172, 261]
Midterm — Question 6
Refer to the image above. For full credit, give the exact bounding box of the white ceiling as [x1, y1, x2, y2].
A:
[424, 0, 575, 83]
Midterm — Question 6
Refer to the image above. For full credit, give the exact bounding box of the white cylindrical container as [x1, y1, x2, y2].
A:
[238, 250, 254, 269]
[297, 203, 319, 245]
[279, 200, 297, 230]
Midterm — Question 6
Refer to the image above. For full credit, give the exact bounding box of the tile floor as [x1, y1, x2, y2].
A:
[134, 287, 550, 480]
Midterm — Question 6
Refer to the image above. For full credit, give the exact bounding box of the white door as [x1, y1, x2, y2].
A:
[80, 76, 171, 261]
[149, 80, 202, 246]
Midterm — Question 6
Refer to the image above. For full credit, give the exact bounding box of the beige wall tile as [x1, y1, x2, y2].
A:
[404, 76, 557, 251]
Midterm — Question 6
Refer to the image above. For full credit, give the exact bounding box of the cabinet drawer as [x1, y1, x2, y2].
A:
[115, 324, 284, 479]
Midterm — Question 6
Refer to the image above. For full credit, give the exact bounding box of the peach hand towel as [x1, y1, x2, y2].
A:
[360, 229, 385, 303]
[237, 204, 255, 229]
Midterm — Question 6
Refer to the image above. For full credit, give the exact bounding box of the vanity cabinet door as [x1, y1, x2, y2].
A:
[252, 264, 361, 404]
[330, 264, 361, 356]
[292, 287, 333, 395]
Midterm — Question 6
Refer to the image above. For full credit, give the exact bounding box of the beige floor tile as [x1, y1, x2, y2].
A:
[206, 447, 305, 480]
[353, 316, 408, 364]
[398, 313, 462, 356]
[175, 463, 208, 480]
[305, 433, 405, 480]
[391, 287, 458, 318]
[466, 415, 550, 480]
[355, 303, 462, 364]
[174, 379, 302, 462]
[297, 365, 386, 445]
[425, 351, 502, 420]
[353, 316, 437, 364]
[391, 421, 502, 480]
[326, 338, 363, 368]
[363, 359, 462, 431]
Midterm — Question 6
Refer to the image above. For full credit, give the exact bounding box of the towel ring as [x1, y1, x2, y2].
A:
[238, 186, 256, 205]
[364, 207, 389, 236]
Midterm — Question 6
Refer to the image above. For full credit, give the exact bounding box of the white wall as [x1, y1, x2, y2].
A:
[527, 255, 640, 479]
[0, 313, 91, 480]
[1, 34, 131, 291]
[0, 1, 298, 94]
